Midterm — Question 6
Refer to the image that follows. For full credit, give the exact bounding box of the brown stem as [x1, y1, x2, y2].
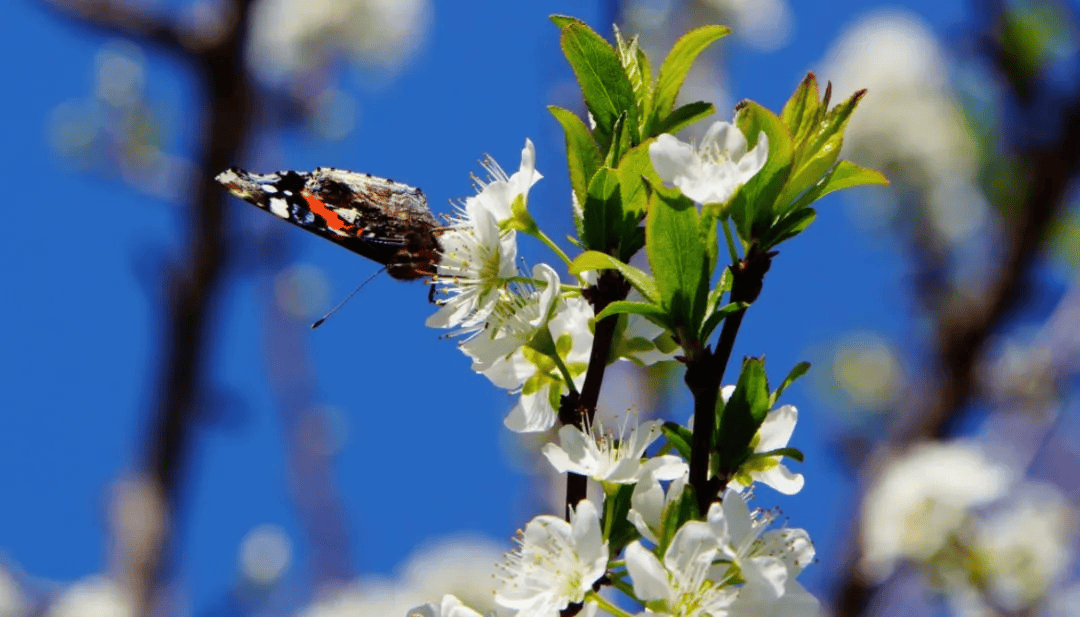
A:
[686, 248, 772, 513]
[562, 270, 630, 517]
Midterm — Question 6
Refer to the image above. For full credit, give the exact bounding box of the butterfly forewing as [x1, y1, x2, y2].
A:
[216, 167, 441, 280]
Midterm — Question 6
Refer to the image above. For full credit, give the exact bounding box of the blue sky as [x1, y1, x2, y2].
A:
[0, 0, 967, 611]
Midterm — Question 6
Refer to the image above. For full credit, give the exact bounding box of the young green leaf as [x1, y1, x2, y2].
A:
[771, 361, 810, 406]
[605, 483, 640, 555]
[582, 168, 623, 252]
[558, 21, 638, 152]
[646, 183, 711, 334]
[781, 73, 822, 147]
[699, 301, 748, 344]
[595, 300, 671, 331]
[777, 89, 867, 209]
[754, 447, 805, 463]
[569, 251, 660, 302]
[714, 357, 771, 472]
[648, 25, 731, 136]
[760, 207, 816, 249]
[728, 102, 793, 241]
[615, 141, 659, 260]
[550, 105, 602, 210]
[656, 100, 715, 136]
[788, 159, 889, 213]
[662, 421, 693, 462]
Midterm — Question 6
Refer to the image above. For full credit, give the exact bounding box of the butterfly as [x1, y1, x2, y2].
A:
[216, 167, 441, 281]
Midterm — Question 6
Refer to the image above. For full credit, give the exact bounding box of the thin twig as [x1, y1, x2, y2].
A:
[44, 0, 257, 615]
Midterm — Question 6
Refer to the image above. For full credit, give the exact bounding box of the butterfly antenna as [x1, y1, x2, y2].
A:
[311, 267, 387, 329]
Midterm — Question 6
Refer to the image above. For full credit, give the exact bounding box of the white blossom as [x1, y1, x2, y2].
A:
[542, 419, 684, 484]
[649, 118, 768, 206]
[47, 577, 131, 617]
[628, 458, 690, 544]
[624, 520, 735, 616]
[428, 139, 541, 331]
[496, 500, 608, 617]
[719, 386, 804, 495]
[499, 294, 594, 433]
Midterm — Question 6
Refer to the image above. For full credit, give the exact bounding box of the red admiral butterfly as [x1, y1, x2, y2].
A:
[216, 167, 441, 281]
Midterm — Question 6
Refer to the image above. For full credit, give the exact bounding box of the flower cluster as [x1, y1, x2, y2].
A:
[411, 15, 884, 617]
[426, 140, 674, 433]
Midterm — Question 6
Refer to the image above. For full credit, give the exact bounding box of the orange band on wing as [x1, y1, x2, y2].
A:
[303, 192, 358, 234]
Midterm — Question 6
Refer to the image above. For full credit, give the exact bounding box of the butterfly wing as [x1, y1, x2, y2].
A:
[216, 167, 441, 280]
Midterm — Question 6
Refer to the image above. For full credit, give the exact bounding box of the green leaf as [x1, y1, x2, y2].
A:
[704, 266, 732, 314]
[615, 141, 658, 260]
[582, 168, 623, 252]
[648, 25, 731, 136]
[616, 141, 658, 219]
[761, 207, 816, 249]
[714, 357, 770, 471]
[559, 22, 638, 152]
[662, 421, 693, 462]
[771, 361, 810, 406]
[604, 483, 640, 555]
[595, 300, 671, 330]
[646, 183, 711, 334]
[549, 105, 602, 212]
[614, 26, 651, 128]
[778, 89, 867, 209]
[756, 447, 805, 463]
[549, 14, 581, 29]
[699, 301, 748, 344]
[788, 160, 889, 212]
[656, 101, 715, 136]
[781, 73, 822, 147]
[569, 251, 660, 302]
[634, 45, 654, 118]
[729, 101, 793, 241]
[658, 486, 698, 555]
[604, 112, 630, 167]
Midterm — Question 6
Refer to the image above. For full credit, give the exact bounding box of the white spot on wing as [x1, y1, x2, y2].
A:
[261, 184, 278, 194]
[269, 197, 290, 219]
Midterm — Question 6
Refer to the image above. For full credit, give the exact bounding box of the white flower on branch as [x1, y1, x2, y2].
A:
[649, 117, 768, 206]
[624, 518, 736, 617]
[427, 139, 541, 331]
[628, 458, 690, 545]
[542, 419, 685, 484]
[496, 500, 608, 617]
[719, 386, 805, 495]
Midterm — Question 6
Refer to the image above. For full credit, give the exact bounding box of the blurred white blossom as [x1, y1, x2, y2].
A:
[238, 524, 292, 585]
[298, 536, 503, 617]
[47, 578, 130, 617]
[860, 441, 1014, 580]
[0, 567, 28, 617]
[407, 594, 485, 617]
[819, 10, 987, 243]
[248, 0, 430, 82]
[972, 484, 1078, 610]
[701, 0, 793, 51]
